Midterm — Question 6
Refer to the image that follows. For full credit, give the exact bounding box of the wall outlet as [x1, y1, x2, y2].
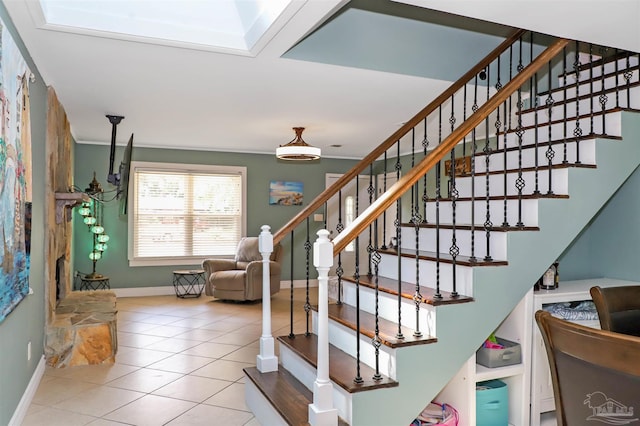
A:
[27, 341, 31, 361]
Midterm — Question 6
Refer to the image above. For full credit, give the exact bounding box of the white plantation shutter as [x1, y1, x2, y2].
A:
[129, 162, 246, 266]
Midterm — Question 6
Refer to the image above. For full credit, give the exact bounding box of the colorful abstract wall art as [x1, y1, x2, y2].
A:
[0, 18, 32, 323]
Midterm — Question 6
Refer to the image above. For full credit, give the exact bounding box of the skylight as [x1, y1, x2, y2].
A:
[32, 0, 293, 54]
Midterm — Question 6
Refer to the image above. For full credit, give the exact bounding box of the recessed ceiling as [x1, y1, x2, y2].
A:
[28, 0, 295, 55]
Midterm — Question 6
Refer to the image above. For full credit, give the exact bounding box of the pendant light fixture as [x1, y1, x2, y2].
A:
[276, 127, 321, 161]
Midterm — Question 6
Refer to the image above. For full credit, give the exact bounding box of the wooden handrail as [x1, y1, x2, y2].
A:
[332, 38, 570, 255]
[272, 29, 527, 245]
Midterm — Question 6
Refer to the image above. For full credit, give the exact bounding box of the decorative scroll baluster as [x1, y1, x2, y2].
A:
[305, 217, 311, 336]
[336, 190, 344, 305]
[395, 141, 404, 339]
[484, 65, 493, 262]
[600, 47, 608, 135]
[624, 52, 633, 108]
[289, 230, 295, 338]
[501, 100, 509, 227]
[533, 72, 540, 194]
[562, 47, 569, 164]
[411, 203, 424, 332]
[515, 40, 526, 228]
[422, 118, 429, 223]
[470, 72, 479, 262]
[589, 44, 595, 135]
[367, 165, 375, 277]
[434, 105, 443, 299]
[574, 41, 583, 164]
[448, 95, 459, 297]
[546, 60, 556, 194]
[615, 49, 620, 108]
[381, 151, 388, 249]
[371, 219, 382, 380]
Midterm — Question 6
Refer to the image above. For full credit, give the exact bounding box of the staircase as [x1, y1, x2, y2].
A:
[245, 33, 640, 425]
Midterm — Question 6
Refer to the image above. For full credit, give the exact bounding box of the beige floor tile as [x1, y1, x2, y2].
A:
[56, 363, 140, 385]
[182, 341, 241, 358]
[172, 328, 226, 342]
[152, 375, 232, 402]
[165, 403, 253, 426]
[116, 320, 160, 333]
[21, 406, 98, 426]
[210, 332, 260, 346]
[139, 324, 191, 338]
[168, 317, 216, 328]
[103, 394, 196, 426]
[53, 386, 144, 417]
[191, 359, 252, 382]
[203, 383, 249, 411]
[243, 416, 260, 426]
[136, 314, 185, 325]
[85, 419, 133, 425]
[144, 337, 202, 352]
[106, 368, 183, 393]
[221, 345, 260, 364]
[146, 353, 214, 374]
[118, 331, 167, 348]
[31, 376, 98, 406]
[114, 347, 174, 367]
[199, 319, 247, 333]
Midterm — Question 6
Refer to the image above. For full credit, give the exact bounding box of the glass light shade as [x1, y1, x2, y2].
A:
[97, 234, 110, 243]
[89, 251, 102, 260]
[83, 216, 97, 225]
[90, 225, 105, 234]
[78, 207, 91, 216]
[95, 243, 108, 251]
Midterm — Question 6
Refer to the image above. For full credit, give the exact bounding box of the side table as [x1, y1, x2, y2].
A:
[172, 269, 205, 298]
[77, 274, 110, 291]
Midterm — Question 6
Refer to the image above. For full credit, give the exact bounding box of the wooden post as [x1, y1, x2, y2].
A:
[256, 225, 278, 372]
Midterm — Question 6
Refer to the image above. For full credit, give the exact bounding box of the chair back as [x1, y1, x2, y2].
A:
[590, 285, 640, 337]
[535, 310, 640, 426]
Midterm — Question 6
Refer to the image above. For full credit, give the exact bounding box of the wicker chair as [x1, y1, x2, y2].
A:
[535, 310, 640, 426]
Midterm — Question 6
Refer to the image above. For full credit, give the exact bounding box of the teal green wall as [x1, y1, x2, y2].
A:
[73, 144, 357, 287]
[0, 3, 47, 423]
[560, 164, 640, 281]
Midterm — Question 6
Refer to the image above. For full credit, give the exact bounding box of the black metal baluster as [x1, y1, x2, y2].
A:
[422, 118, 429, 223]
[336, 189, 344, 305]
[574, 41, 583, 164]
[411, 182, 423, 335]
[367, 165, 374, 277]
[470, 72, 480, 263]
[624, 52, 633, 108]
[589, 44, 594, 135]
[484, 65, 493, 262]
[395, 141, 404, 339]
[515, 84, 526, 227]
[353, 175, 363, 384]
[615, 49, 620, 108]
[600, 47, 608, 135]
[381, 151, 388, 249]
[304, 217, 311, 336]
[448, 95, 459, 297]
[434, 105, 443, 299]
[533, 72, 540, 194]
[501, 100, 509, 227]
[546, 60, 555, 194]
[289, 230, 295, 338]
[562, 47, 568, 164]
[372, 217, 382, 380]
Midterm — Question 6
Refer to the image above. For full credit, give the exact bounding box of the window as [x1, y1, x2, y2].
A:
[128, 161, 246, 266]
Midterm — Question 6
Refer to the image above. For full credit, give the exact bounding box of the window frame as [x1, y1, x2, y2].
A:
[127, 161, 247, 267]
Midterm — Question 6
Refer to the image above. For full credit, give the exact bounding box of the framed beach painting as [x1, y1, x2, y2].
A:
[269, 181, 303, 206]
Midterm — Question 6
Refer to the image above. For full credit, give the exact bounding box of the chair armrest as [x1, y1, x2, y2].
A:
[202, 259, 236, 275]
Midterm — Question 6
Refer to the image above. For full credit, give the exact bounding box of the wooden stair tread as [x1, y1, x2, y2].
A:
[399, 222, 539, 232]
[245, 366, 348, 426]
[439, 192, 569, 202]
[378, 247, 507, 267]
[315, 303, 437, 348]
[472, 133, 622, 157]
[341, 274, 473, 306]
[278, 334, 398, 393]
[468, 162, 596, 178]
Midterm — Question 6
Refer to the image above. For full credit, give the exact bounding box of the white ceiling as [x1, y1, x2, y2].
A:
[3, 0, 639, 159]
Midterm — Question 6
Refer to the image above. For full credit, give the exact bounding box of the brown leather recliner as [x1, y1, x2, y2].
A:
[202, 237, 282, 301]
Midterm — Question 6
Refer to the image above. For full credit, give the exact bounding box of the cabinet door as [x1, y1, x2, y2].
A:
[532, 331, 555, 413]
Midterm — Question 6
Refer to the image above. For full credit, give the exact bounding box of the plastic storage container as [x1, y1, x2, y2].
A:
[476, 337, 522, 368]
[476, 379, 508, 426]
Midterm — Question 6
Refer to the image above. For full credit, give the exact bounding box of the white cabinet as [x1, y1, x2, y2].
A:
[436, 277, 639, 426]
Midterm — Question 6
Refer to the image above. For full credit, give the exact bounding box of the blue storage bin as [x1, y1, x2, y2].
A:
[476, 379, 508, 426]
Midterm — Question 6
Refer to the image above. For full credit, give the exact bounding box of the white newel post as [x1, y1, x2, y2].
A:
[256, 225, 278, 372]
[309, 229, 338, 426]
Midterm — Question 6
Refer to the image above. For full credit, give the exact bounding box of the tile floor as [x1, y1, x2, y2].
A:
[23, 288, 316, 426]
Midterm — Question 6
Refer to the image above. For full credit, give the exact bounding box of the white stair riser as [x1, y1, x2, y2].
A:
[501, 111, 621, 146]
[400, 226, 507, 260]
[245, 380, 288, 426]
[378, 254, 475, 296]
[454, 168, 568, 197]
[548, 68, 639, 104]
[425, 198, 539, 226]
[520, 87, 640, 127]
[474, 139, 596, 173]
[562, 55, 639, 85]
[339, 280, 437, 336]
[279, 344, 353, 424]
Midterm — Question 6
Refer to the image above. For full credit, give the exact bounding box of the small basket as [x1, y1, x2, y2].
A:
[412, 402, 459, 425]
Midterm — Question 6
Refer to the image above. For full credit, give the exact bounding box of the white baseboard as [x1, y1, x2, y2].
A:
[112, 280, 318, 298]
[10, 355, 46, 426]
